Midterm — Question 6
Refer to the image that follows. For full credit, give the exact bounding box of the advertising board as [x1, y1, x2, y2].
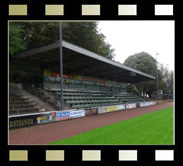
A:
[104, 105, 118, 113]
[126, 103, 137, 109]
[117, 105, 126, 110]
[36, 112, 56, 124]
[9, 109, 84, 129]
[140, 101, 157, 107]
[98, 104, 126, 114]
[98, 107, 105, 114]
[70, 110, 85, 118]
[56, 111, 71, 121]
[43, 69, 127, 87]
[9, 115, 37, 129]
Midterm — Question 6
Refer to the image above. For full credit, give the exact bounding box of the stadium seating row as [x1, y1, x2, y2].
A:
[112, 92, 145, 103]
[55, 89, 145, 109]
[9, 86, 145, 115]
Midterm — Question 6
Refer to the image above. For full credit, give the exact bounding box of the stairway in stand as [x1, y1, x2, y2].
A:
[9, 83, 56, 115]
[24, 85, 71, 110]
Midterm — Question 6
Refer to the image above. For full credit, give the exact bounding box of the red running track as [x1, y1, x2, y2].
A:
[9, 102, 173, 145]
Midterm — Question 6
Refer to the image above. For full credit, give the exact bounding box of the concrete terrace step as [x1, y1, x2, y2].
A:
[9, 107, 45, 113]
[24, 87, 64, 111]
[9, 98, 34, 102]
[9, 104, 37, 110]
[9, 100, 36, 105]
[9, 89, 57, 115]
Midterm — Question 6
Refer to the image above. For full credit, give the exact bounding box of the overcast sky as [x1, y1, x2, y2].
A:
[98, 21, 174, 71]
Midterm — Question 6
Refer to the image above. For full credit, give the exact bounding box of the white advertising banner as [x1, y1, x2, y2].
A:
[126, 103, 136, 109]
[140, 101, 157, 107]
[98, 107, 105, 114]
[117, 105, 126, 110]
[70, 110, 85, 118]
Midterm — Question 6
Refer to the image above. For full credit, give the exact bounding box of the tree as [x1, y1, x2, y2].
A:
[124, 52, 174, 98]
[159, 65, 173, 94]
[124, 52, 157, 76]
[158, 64, 168, 90]
[9, 25, 26, 57]
[9, 25, 26, 82]
[167, 70, 174, 94]
[10, 22, 115, 60]
[124, 52, 157, 97]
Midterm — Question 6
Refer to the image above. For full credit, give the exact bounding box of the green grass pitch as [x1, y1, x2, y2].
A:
[49, 106, 174, 145]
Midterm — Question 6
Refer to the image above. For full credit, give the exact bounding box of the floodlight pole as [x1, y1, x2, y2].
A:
[59, 22, 64, 110]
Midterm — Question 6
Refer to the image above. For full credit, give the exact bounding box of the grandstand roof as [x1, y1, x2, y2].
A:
[15, 40, 155, 83]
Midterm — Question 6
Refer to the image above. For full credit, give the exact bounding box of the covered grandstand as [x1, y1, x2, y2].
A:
[9, 40, 155, 115]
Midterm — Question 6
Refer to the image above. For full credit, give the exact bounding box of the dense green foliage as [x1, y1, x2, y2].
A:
[158, 64, 174, 94]
[49, 106, 173, 145]
[62, 22, 115, 59]
[9, 25, 26, 81]
[9, 25, 26, 57]
[124, 52, 157, 76]
[124, 52, 173, 97]
[10, 22, 115, 60]
[124, 52, 157, 97]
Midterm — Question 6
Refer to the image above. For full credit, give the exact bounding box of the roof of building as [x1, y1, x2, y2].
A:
[14, 40, 155, 83]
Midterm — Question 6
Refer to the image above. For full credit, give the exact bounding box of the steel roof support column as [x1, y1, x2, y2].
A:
[59, 22, 64, 110]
